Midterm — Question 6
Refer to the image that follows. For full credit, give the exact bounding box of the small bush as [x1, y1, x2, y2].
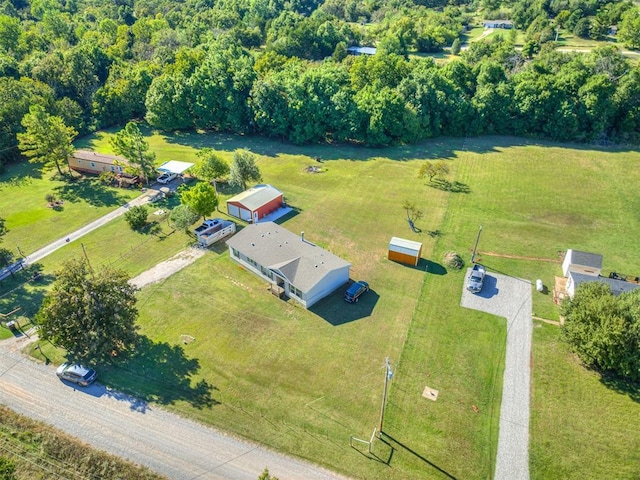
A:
[0, 457, 17, 480]
[443, 251, 464, 270]
[124, 205, 148, 230]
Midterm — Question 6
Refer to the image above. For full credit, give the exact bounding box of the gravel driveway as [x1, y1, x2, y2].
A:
[0, 335, 347, 480]
[461, 268, 532, 480]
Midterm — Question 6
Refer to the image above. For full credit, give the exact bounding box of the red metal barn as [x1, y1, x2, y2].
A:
[226, 185, 284, 223]
[388, 237, 423, 266]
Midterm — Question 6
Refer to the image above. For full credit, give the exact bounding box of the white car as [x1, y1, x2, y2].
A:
[157, 172, 177, 184]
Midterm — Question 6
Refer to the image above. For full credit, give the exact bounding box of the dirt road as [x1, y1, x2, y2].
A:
[0, 335, 347, 480]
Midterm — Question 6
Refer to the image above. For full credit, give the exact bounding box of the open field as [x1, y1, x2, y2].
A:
[0, 161, 139, 255]
[531, 323, 640, 480]
[2, 132, 640, 479]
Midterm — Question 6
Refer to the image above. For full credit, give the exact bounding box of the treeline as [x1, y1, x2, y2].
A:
[143, 39, 640, 146]
[1, 0, 640, 166]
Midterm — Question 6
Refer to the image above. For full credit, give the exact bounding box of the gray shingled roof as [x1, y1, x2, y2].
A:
[570, 272, 640, 296]
[226, 222, 350, 292]
[226, 185, 282, 211]
[568, 250, 603, 270]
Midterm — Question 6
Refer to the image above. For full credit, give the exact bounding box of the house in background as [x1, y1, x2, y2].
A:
[68, 150, 129, 175]
[560, 249, 640, 299]
[347, 46, 377, 56]
[226, 222, 350, 308]
[388, 237, 423, 267]
[226, 184, 285, 223]
[483, 20, 514, 29]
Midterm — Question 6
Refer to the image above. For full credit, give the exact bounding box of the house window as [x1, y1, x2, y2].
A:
[118, 166, 123, 172]
[290, 285, 302, 298]
[231, 248, 239, 258]
[90, 162, 95, 167]
[247, 257, 258, 267]
[110, 166, 115, 171]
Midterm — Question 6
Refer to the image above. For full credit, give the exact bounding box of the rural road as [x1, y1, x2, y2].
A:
[23, 189, 160, 266]
[461, 269, 532, 480]
[1, 182, 348, 479]
[0, 334, 347, 480]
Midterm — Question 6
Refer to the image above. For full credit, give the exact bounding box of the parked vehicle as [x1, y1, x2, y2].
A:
[56, 363, 97, 387]
[344, 280, 369, 303]
[156, 172, 177, 184]
[467, 264, 486, 293]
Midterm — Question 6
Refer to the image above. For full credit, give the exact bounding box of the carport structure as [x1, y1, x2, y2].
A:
[156, 160, 194, 176]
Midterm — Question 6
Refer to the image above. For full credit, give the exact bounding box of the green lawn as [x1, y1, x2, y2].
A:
[531, 323, 640, 480]
[3, 131, 640, 479]
[0, 161, 140, 255]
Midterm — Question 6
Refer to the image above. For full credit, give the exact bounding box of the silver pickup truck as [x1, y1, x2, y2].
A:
[467, 264, 486, 293]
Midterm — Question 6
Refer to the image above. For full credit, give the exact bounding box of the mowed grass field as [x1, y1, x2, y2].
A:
[1, 131, 639, 479]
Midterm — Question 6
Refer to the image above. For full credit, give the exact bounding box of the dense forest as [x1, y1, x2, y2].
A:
[2, 0, 640, 166]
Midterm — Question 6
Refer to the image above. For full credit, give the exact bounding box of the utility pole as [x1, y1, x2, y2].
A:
[378, 357, 393, 435]
[471, 225, 483, 264]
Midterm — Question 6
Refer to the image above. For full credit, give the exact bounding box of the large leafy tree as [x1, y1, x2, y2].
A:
[193, 148, 230, 191]
[17, 104, 77, 176]
[229, 149, 262, 190]
[619, 7, 640, 50]
[561, 282, 640, 382]
[179, 182, 218, 220]
[36, 258, 139, 364]
[145, 73, 192, 131]
[109, 122, 156, 183]
[188, 40, 256, 132]
[170, 204, 200, 232]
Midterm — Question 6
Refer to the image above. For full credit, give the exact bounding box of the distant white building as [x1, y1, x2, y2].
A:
[483, 20, 514, 29]
[347, 46, 377, 56]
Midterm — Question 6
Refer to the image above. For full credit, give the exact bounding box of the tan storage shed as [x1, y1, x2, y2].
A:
[388, 237, 423, 266]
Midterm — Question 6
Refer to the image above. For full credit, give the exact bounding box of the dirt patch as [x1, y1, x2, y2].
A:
[129, 248, 207, 289]
[478, 251, 562, 263]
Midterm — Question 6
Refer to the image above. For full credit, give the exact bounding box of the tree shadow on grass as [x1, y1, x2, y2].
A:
[599, 374, 640, 403]
[53, 177, 130, 207]
[429, 178, 471, 193]
[424, 260, 447, 275]
[0, 264, 53, 318]
[108, 336, 218, 410]
[165, 131, 599, 162]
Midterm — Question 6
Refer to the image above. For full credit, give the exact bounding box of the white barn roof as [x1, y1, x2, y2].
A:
[227, 184, 282, 211]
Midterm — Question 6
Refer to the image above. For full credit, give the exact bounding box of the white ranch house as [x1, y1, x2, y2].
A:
[226, 222, 350, 308]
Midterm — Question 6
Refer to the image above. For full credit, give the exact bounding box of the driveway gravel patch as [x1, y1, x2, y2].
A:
[461, 268, 532, 480]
